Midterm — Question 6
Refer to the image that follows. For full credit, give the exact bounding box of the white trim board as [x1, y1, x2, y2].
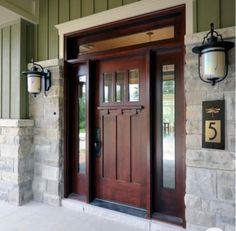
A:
[55, 0, 194, 59]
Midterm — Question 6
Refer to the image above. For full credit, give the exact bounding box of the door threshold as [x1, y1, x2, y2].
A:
[91, 199, 147, 218]
[61, 198, 186, 231]
[62, 198, 149, 230]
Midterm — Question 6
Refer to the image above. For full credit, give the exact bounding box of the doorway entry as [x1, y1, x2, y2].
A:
[64, 5, 185, 226]
[93, 54, 148, 210]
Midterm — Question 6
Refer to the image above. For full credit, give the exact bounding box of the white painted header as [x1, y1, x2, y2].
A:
[55, 0, 194, 59]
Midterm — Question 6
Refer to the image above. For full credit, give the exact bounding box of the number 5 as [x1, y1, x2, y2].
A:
[208, 122, 217, 140]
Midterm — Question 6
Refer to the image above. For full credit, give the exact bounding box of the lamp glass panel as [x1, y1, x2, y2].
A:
[201, 47, 226, 80]
[27, 74, 41, 93]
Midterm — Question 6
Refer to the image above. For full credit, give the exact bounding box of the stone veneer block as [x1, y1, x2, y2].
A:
[0, 119, 34, 205]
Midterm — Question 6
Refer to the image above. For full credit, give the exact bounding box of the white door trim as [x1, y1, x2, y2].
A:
[55, 0, 194, 59]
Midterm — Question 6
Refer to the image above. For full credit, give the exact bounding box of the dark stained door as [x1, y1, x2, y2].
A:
[93, 54, 148, 209]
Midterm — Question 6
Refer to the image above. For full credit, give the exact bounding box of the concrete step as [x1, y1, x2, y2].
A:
[62, 198, 186, 231]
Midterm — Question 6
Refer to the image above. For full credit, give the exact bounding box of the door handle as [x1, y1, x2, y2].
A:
[94, 128, 101, 157]
[94, 141, 101, 157]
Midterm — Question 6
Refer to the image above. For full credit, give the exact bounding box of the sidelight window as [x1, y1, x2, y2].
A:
[78, 75, 87, 174]
[162, 64, 175, 189]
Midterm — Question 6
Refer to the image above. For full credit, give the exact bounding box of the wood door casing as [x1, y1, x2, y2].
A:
[94, 55, 148, 208]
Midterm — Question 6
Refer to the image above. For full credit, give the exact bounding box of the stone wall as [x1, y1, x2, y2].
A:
[0, 119, 34, 205]
[184, 27, 235, 231]
[29, 59, 64, 206]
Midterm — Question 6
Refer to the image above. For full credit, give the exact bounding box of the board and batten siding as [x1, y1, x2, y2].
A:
[196, 0, 235, 32]
[0, 19, 34, 119]
[37, 0, 140, 61]
[36, 0, 235, 61]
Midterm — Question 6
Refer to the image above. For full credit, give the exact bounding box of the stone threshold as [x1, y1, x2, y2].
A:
[62, 199, 186, 231]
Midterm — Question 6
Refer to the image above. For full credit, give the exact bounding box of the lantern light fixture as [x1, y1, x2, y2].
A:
[22, 59, 51, 97]
[192, 23, 234, 86]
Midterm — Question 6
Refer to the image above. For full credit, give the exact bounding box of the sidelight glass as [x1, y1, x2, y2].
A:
[129, 69, 139, 102]
[115, 71, 125, 102]
[78, 75, 86, 174]
[162, 64, 175, 189]
[103, 72, 113, 102]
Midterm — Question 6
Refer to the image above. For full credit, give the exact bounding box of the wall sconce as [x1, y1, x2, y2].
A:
[192, 23, 234, 86]
[22, 59, 51, 96]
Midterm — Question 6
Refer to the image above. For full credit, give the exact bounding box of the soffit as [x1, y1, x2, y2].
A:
[0, 0, 37, 25]
[0, 5, 20, 25]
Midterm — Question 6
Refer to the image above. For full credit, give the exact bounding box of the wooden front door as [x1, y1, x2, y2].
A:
[93, 54, 148, 209]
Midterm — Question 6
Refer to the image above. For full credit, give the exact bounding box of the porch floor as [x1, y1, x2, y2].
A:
[0, 200, 185, 231]
[0, 200, 145, 231]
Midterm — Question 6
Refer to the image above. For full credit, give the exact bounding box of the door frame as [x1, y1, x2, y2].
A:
[64, 5, 185, 223]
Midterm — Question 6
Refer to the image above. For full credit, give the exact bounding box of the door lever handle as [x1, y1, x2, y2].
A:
[94, 128, 101, 157]
[94, 141, 101, 157]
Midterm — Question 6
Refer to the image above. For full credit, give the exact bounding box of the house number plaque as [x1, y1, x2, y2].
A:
[202, 100, 225, 149]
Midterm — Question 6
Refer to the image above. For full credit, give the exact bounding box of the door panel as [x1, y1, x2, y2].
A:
[103, 113, 117, 179]
[94, 55, 148, 209]
[117, 112, 131, 182]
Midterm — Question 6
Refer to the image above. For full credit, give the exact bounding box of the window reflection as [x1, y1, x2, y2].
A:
[162, 64, 175, 189]
[129, 69, 139, 102]
[116, 71, 125, 102]
[78, 75, 86, 174]
[103, 73, 113, 102]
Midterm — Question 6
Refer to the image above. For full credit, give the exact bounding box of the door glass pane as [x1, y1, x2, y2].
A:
[103, 72, 113, 102]
[116, 71, 125, 102]
[78, 75, 86, 174]
[129, 69, 139, 102]
[162, 64, 175, 189]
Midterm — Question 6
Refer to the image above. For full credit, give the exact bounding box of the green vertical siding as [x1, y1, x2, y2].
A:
[94, 0, 107, 13]
[123, 0, 139, 4]
[59, 0, 69, 22]
[82, 0, 94, 17]
[70, 0, 81, 20]
[108, 0, 122, 9]
[38, 0, 48, 61]
[0, 29, 2, 117]
[2, 27, 11, 118]
[21, 20, 34, 118]
[49, 0, 59, 59]
[197, 0, 235, 32]
[0, 19, 32, 119]
[10, 23, 21, 118]
[197, 0, 220, 31]
[220, 0, 235, 28]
